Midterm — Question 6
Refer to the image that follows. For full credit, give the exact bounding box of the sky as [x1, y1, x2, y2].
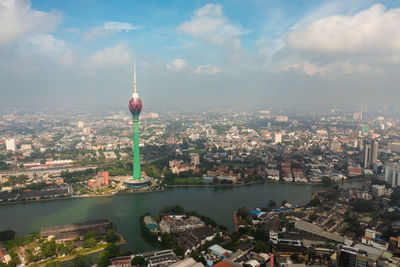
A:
[1, 0, 400, 110]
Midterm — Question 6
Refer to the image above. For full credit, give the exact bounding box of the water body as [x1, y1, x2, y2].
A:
[0, 181, 365, 252]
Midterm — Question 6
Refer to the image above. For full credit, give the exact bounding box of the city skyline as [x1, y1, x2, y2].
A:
[1, 0, 400, 109]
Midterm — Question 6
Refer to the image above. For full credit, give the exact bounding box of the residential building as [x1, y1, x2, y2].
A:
[5, 138, 16, 152]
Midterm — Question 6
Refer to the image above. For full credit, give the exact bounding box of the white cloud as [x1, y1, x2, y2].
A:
[286, 4, 400, 54]
[57, 50, 79, 66]
[104, 21, 140, 32]
[20, 34, 66, 58]
[85, 21, 140, 42]
[178, 3, 246, 46]
[269, 4, 400, 76]
[86, 45, 131, 70]
[289, 61, 373, 76]
[0, 0, 61, 45]
[166, 59, 187, 71]
[193, 64, 221, 75]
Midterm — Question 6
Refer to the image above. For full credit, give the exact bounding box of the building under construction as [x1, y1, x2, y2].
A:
[40, 219, 113, 240]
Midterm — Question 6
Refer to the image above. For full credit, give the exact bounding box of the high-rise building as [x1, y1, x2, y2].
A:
[5, 138, 16, 152]
[362, 139, 378, 168]
[385, 164, 400, 187]
[273, 132, 282, 144]
[371, 139, 378, 165]
[337, 246, 368, 267]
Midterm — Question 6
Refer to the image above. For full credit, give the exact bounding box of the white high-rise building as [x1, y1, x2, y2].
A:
[5, 138, 16, 152]
[385, 164, 400, 187]
[273, 132, 282, 144]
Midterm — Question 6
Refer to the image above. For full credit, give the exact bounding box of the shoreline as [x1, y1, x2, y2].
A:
[0, 177, 370, 206]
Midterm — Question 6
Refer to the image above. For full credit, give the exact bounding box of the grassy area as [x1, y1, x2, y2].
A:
[221, 162, 248, 168]
[170, 177, 204, 185]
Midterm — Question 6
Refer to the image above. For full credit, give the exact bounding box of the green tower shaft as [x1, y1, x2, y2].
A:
[132, 115, 141, 180]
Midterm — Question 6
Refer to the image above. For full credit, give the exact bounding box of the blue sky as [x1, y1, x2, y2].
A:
[1, 0, 400, 109]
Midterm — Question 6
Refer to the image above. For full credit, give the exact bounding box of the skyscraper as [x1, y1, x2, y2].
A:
[362, 139, 378, 169]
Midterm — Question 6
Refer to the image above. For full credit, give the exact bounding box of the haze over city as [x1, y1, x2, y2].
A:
[1, 0, 400, 109]
[3, 1, 400, 267]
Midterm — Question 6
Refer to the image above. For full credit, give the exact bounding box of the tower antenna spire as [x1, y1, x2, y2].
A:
[133, 61, 137, 94]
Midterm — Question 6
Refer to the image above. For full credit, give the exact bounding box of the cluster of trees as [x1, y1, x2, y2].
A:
[0, 230, 16, 242]
[160, 205, 185, 214]
[0, 161, 10, 170]
[352, 199, 374, 212]
[60, 169, 96, 183]
[25, 240, 72, 263]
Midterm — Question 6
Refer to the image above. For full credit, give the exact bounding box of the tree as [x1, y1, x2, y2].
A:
[104, 229, 119, 243]
[82, 237, 97, 248]
[307, 198, 321, 207]
[353, 199, 374, 212]
[8, 251, 21, 267]
[268, 200, 277, 207]
[84, 230, 100, 240]
[160, 206, 170, 214]
[97, 244, 121, 267]
[97, 251, 111, 267]
[253, 241, 268, 253]
[57, 243, 71, 255]
[174, 246, 184, 257]
[70, 254, 92, 267]
[281, 200, 287, 206]
[237, 207, 248, 219]
[290, 254, 299, 263]
[131, 256, 146, 266]
[41, 240, 57, 258]
[170, 205, 184, 213]
[104, 243, 120, 258]
[0, 230, 16, 241]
